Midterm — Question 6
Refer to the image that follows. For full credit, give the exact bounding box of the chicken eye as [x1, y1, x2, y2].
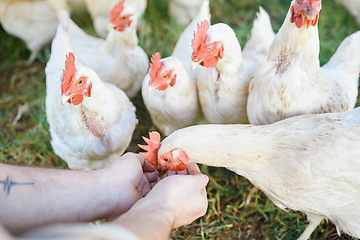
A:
[207, 45, 213, 51]
[163, 157, 169, 162]
[163, 74, 167, 78]
[78, 78, 83, 84]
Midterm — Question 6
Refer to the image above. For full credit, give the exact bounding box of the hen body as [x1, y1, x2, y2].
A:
[58, 6, 148, 98]
[195, 7, 275, 124]
[247, 0, 360, 125]
[0, 0, 67, 63]
[141, 1, 210, 136]
[158, 107, 360, 239]
[46, 22, 137, 170]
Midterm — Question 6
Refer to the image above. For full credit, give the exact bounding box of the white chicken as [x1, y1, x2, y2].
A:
[336, 0, 360, 24]
[58, 0, 149, 98]
[247, 0, 360, 125]
[85, 0, 146, 37]
[0, 0, 67, 63]
[45, 22, 137, 170]
[141, 1, 210, 136]
[191, 7, 275, 124]
[168, 0, 207, 26]
[139, 107, 360, 240]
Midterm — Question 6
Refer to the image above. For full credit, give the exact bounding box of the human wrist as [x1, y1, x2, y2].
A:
[86, 167, 138, 220]
[112, 197, 175, 240]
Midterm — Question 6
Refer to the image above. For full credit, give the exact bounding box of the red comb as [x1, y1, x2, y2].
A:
[149, 52, 163, 83]
[138, 131, 161, 169]
[191, 20, 210, 53]
[110, 0, 125, 23]
[61, 52, 76, 93]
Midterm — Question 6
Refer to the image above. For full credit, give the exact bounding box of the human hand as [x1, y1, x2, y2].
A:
[144, 163, 209, 228]
[93, 152, 159, 219]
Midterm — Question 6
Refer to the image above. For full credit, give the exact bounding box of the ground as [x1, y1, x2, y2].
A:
[0, 0, 359, 239]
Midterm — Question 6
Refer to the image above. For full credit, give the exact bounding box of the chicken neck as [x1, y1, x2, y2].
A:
[160, 124, 271, 177]
[105, 26, 138, 52]
[70, 77, 115, 138]
[268, 8, 320, 74]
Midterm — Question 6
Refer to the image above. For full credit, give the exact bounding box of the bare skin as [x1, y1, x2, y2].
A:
[0, 153, 208, 240]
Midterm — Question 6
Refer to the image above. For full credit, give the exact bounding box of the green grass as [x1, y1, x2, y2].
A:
[0, 0, 359, 239]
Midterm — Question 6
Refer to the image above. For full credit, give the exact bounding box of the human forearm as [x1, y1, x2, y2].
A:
[0, 163, 112, 235]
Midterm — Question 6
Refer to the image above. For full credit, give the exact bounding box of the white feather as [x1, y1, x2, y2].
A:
[160, 107, 360, 239]
[45, 23, 138, 170]
[141, 1, 210, 136]
[197, 7, 275, 124]
[58, 6, 149, 99]
[247, 1, 360, 125]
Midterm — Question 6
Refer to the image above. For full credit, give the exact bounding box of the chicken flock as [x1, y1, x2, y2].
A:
[1, 0, 360, 239]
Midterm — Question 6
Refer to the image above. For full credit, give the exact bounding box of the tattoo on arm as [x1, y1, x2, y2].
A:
[0, 176, 35, 196]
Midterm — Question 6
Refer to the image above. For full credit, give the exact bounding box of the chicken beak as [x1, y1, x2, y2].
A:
[107, 23, 116, 30]
[61, 94, 72, 105]
[299, 0, 321, 20]
[158, 168, 168, 178]
[191, 60, 202, 70]
[147, 85, 157, 94]
[302, 6, 318, 20]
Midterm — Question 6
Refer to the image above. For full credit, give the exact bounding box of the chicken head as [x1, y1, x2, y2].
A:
[290, 0, 321, 29]
[61, 52, 92, 106]
[191, 20, 224, 70]
[138, 131, 190, 173]
[148, 52, 177, 92]
[158, 148, 190, 172]
[109, 0, 133, 32]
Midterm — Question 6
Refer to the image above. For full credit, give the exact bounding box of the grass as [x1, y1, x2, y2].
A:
[0, 0, 359, 239]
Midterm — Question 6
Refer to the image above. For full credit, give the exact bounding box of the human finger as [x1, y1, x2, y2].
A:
[191, 173, 209, 190]
[165, 170, 177, 176]
[142, 159, 157, 172]
[187, 162, 201, 175]
[173, 168, 189, 175]
[140, 175, 152, 197]
[145, 171, 158, 184]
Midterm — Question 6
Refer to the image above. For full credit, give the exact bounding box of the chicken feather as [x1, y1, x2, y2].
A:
[146, 107, 360, 239]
